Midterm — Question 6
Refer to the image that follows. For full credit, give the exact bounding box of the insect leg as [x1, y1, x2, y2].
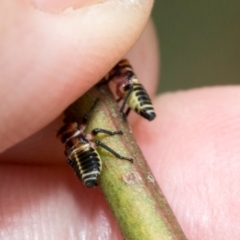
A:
[82, 98, 99, 124]
[124, 107, 131, 118]
[92, 128, 123, 136]
[95, 140, 133, 163]
[119, 85, 134, 121]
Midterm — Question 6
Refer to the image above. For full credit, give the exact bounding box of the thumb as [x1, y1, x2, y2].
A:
[0, 0, 153, 152]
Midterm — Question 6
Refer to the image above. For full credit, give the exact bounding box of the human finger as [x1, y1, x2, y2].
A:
[0, 164, 123, 239]
[0, 0, 153, 153]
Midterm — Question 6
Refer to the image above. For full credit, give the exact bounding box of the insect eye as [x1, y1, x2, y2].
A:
[67, 159, 74, 167]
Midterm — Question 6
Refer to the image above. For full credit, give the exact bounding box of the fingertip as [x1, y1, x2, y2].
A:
[0, 0, 154, 152]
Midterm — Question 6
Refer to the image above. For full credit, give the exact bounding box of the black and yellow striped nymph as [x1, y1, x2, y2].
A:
[57, 99, 133, 188]
[68, 143, 102, 188]
[102, 59, 156, 121]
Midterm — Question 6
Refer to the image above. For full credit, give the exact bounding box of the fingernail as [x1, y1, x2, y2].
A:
[31, 0, 94, 12]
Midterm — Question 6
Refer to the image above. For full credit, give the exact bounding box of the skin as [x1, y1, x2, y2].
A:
[0, 0, 239, 239]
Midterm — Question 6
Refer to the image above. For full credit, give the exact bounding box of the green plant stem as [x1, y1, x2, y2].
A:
[64, 84, 187, 240]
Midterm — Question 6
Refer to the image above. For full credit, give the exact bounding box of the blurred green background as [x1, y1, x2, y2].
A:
[152, 1, 240, 93]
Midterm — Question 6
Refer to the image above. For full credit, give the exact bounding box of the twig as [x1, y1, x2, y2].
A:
[63, 84, 187, 240]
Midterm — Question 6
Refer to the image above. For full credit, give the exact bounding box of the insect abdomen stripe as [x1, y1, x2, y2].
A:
[71, 147, 102, 186]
